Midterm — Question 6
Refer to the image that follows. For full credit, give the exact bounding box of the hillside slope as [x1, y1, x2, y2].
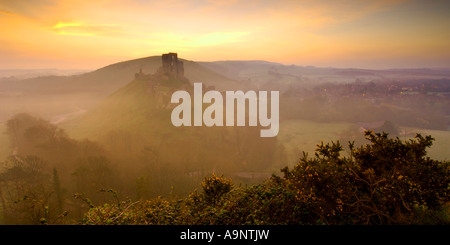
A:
[62, 72, 278, 187]
[0, 56, 241, 122]
[0, 56, 243, 97]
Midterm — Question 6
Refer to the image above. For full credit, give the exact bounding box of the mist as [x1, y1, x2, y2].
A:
[0, 55, 449, 225]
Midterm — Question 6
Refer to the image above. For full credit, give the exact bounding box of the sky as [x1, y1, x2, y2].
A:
[0, 0, 449, 70]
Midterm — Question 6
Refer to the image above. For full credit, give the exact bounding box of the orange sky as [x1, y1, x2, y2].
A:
[1, 0, 449, 70]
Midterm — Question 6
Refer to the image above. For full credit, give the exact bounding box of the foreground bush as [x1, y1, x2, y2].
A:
[80, 131, 449, 225]
[278, 131, 449, 224]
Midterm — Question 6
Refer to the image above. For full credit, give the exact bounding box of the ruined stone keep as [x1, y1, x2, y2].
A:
[161, 52, 184, 78]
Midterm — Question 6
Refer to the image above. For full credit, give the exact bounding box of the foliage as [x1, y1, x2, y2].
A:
[200, 173, 233, 206]
[80, 194, 186, 225]
[278, 131, 449, 224]
[79, 131, 449, 225]
[2, 128, 448, 225]
[0, 155, 68, 224]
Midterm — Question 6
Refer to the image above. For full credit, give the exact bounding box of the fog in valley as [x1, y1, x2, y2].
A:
[0, 55, 449, 224]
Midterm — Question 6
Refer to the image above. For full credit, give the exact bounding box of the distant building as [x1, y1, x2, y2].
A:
[133, 53, 189, 109]
[135, 52, 186, 80]
[160, 52, 184, 79]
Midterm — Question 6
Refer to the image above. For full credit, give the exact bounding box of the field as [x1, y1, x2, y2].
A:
[2, 117, 449, 167]
[277, 119, 353, 167]
[400, 127, 450, 161]
[278, 119, 450, 168]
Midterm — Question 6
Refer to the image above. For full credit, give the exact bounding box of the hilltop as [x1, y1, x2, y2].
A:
[60, 54, 278, 195]
[1, 54, 449, 165]
[0, 55, 240, 123]
[2, 54, 449, 124]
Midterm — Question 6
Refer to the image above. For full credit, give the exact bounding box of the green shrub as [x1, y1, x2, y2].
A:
[279, 131, 450, 224]
[79, 131, 449, 225]
[200, 173, 233, 206]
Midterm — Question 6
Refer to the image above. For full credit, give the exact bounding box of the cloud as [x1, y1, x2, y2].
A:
[52, 21, 124, 36]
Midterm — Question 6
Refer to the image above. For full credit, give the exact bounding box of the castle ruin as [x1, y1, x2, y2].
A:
[160, 52, 184, 79]
[135, 52, 185, 80]
[133, 53, 189, 109]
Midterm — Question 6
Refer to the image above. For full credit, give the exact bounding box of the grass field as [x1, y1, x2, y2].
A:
[400, 127, 450, 161]
[277, 119, 353, 167]
[277, 119, 450, 167]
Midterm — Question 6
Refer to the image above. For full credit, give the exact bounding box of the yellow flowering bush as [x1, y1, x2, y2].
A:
[79, 131, 449, 225]
[280, 130, 449, 224]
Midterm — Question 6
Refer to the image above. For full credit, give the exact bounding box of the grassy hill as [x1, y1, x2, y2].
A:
[199, 60, 450, 93]
[0, 56, 240, 97]
[61, 71, 279, 194]
[0, 56, 241, 123]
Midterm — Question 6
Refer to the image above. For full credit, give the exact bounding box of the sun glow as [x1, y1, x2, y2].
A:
[0, 0, 449, 69]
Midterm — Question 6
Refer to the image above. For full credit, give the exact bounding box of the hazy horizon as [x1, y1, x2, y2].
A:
[2, 56, 450, 73]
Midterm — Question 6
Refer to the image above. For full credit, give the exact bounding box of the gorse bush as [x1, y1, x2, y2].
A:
[279, 131, 449, 224]
[79, 131, 449, 225]
[200, 173, 233, 206]
[81, 197, 186, 225]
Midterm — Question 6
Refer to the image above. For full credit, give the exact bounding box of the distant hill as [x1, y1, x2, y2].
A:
[1, 55, 449, 123]
[0, 56, 241, 122]
[3, 57, 448, 98]
[0, 69, 89, 80]
[64, 69, 187, 139]
[0, 56, 241, 97]
[62, 71, 278, 188]
[199, 60, 450, 91]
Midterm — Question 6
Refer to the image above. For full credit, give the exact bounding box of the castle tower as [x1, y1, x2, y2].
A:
[161, 53, 184, 78]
